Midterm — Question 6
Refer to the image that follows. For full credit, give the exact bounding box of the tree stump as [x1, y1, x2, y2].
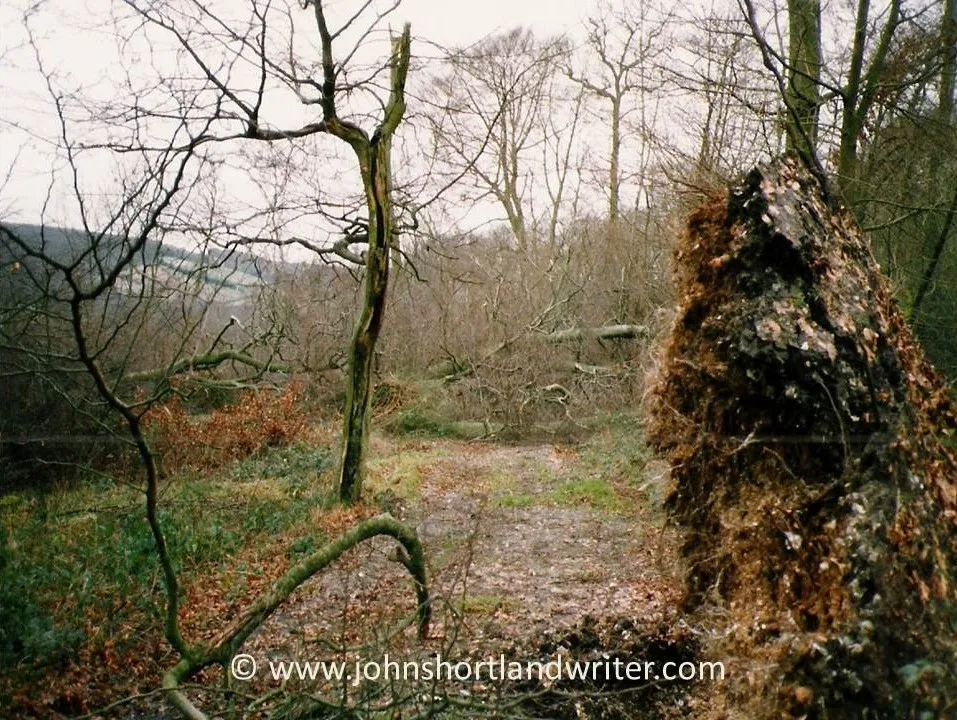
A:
[651, 157, 957, 718]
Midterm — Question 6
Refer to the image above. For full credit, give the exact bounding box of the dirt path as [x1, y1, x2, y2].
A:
[238, 435, 687, 709]
[409, 441, 681, 636]
[114, 433, 689, 719]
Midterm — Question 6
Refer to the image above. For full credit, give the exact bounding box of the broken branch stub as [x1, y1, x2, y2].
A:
[651, 157, 957, 718]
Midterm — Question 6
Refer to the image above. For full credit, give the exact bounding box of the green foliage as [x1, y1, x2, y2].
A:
[496, 493, 537, 508]
[0, 442, 336, 672]
[578, 414, 652, 484]
[383, 407, 485, 440]
[286, 535, 318, 559]
[385, 407, 452, 437]
[231, 444, 334, 485]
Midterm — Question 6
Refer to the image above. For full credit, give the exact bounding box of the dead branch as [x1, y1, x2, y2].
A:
[162, 513, 430, 720]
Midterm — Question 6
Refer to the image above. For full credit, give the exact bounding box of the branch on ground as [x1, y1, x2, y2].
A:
[125, 351, 293, 385]
[162, 513, 430, 720]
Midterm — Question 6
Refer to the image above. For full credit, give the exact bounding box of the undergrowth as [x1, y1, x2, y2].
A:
[0, 385, 334, 717]
[143, 382, 309, 473]
[0, 381, 663, 717]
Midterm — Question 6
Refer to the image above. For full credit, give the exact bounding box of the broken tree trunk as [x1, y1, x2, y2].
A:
[650, 157, 957, 718]
[439, 325, 647, 383]
[543, 324, 647, 343]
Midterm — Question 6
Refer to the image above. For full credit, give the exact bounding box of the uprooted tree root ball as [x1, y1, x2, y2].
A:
[650, 156, 957, 719]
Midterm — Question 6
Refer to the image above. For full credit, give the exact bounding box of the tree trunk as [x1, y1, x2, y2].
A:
[337, 140, 393, 503]
[837, 0, 901, 204]
[785, 0, 822, 163]
[908, 0, 957, 321]
[940, 0, 956, 122]
[609, 96, 621, 223]
[163, 514, 430, 720]
[836, 0, 870, 198]
[651, 157, 957, 718]
[543, 324, 647, 343]
[335, 26, 410, 504]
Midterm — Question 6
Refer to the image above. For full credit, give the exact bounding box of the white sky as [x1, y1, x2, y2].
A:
[0, 0, 609, 228]
[0, 0, 801, 249]
[399, 0, 591, 45]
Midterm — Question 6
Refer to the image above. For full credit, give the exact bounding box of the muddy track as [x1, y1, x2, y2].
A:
[230, 438, 691, 717]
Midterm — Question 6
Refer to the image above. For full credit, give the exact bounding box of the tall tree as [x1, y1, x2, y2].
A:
[836, 0, 902, 200]
[741, 0, 904, 194]
[667, 8, 782, 183]
[909, 0, 957, 323]
[314, 16, 412, 504]
[941, 0, 957, 121]
[567, 1, 669, 223]
[427, 28, 577, 248]
[1, 3, 432, 715]
[98, 0, 414, 503]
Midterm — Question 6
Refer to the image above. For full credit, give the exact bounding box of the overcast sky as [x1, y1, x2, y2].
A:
[0, 0, 614, 224]
[399, 0, 592, 45]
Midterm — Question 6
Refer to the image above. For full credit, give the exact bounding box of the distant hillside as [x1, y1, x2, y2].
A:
[0, 222, 280, 305]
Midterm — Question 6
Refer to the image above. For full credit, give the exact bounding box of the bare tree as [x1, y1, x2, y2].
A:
[1, 2, 433, 716]
[909, 0, 957, 320]
[664, 8, 781, 186]
[739, 0, 915, 193]
[427, 28, 580, 248]
[567, 0, 671, 223]
[86, 0, 415, 503]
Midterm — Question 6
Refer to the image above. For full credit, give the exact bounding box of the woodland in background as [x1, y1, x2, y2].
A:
[0, 0, 955, 717]
[4, 0, 954, 466]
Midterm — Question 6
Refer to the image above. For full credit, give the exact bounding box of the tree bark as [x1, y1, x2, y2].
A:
[330, 24, 411, 504]
[785, 0, 822, 162]
[337, 137, 395, 503]
[125, 350, 292, 384]
[651, 157, 957, 718]
[911, 180, 957, 320]
[942, 0, 957, 122]
[609, 96, 621, 223]
[837, 0, 901, 202]
[907, 0, 957, 321]
[543, 324, 647, 343]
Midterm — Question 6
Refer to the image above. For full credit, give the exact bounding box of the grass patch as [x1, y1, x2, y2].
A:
[367, 445, 446, 502]
[578, 413, 650, 483]
[552, 478, 618, 510]
[573, 567, 607, 584]
[384, 409, 491, 440]
[571, 412, 668, 512]
[457, 594, 518, 616]
[385, 407, 451, 436]
[496, 493, 538, 508]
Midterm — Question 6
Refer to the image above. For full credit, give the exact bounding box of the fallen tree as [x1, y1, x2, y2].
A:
[651, 157, 957, 718]
[543, 324, 647, 344]
[440, 325, 647, 383]
[163, 514, 430, 720]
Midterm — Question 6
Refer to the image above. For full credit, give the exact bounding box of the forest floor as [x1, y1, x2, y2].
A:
[3, 417, 706, 718]
[228, 426, 697, 717]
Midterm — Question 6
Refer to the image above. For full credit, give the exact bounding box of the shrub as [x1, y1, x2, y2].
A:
[143, 382, 308, 473]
